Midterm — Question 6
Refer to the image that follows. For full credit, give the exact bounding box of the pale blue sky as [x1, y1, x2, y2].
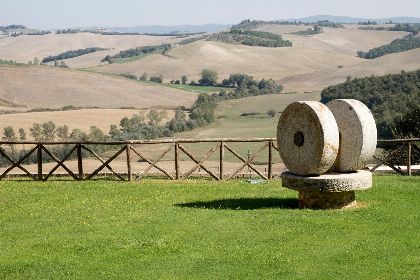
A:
[0, 0, 419, 29]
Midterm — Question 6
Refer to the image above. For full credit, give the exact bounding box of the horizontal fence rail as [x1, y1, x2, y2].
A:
[0, 138, 418, 181]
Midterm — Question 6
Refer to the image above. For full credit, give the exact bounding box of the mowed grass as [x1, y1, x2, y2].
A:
[0, 176, 419, 279]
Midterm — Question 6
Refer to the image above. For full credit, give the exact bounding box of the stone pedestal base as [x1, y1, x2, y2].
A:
[298, 190, 356, 209]
[281, 170, 372, 209]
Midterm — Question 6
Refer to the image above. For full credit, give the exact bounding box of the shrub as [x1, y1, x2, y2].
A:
[150, 75, 163, 83]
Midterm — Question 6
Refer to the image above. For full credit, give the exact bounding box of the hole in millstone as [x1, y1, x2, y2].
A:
[294, 131, 304, 147]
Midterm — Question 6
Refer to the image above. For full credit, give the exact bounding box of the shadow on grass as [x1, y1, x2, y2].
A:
[175, 198, 299, 210]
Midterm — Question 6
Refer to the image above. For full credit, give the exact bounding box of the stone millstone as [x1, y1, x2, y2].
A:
[281, 171, 373, 209]
[326, 99, 377, 172]
[281, 170, 373, 192]
[277, 101, 339, 176]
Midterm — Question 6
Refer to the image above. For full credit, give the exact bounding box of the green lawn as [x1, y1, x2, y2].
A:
[1, 176, 419, 279]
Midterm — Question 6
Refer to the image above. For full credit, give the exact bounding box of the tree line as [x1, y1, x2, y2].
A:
[209, 29, 292, 48]
[357, 35, 420, 59]
[291, 25, 323, 36]
[320, 69, 420, 138]
[102, 44, 172, 64]
[42, 47, 108, 64]
[358, 23, 420, 35]
[389, 23, 420, 35]
[230, 19, 343, 31]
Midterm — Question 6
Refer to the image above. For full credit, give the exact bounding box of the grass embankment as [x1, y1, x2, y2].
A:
[0, 176, 419, 279]
[164, 84, 231, 94]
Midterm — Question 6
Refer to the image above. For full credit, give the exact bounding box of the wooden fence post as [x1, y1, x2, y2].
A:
[175, 142, 180, 180]
[37, 144, 43, 181]
[268, 141, 273, 180]
[126, 144, 132, 181]
[77, 144, 83, 180]
[407, 141, 412, 176]
[220, 141, 224, 180]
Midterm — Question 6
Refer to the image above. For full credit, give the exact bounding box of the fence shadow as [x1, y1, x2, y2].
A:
[175, 197, 299, 210]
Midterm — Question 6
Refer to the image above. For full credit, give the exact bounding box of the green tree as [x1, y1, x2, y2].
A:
[42, 121, 56, 141]
[198, 69, 218, 86]
[18, 128, 26, 141]
[147, 110, 167, 126]
[3, 126, 17, 141]
[120, 113, 146, 134]
[150, 75, 163, 83]
[182, 75, 188, 85]
[109, 124, 122, 140]
[392, 105, 420, 138]
[140, 73, 148, 81]
[56, 125, 70, 141]
[30, 123, 43, 141]
[70, 129, 88, 141]
[190, 93, 217, 125]
[88, 126, 107, 141]
[103, 55, 113, 64]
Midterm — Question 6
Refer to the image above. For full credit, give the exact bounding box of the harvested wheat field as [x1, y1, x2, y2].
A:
[0, 109, 174, 137]
[280, 48, 420, 92]
[94, 26, 416, 93]
[0, 33, 181, 67]
[0, 65, 197, 109]
[260, 26, 408, 55]
[96, 40, 363, 83]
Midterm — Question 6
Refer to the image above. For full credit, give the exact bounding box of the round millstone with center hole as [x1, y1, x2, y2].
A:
[277, 101, 339, 175]
[326, 99, 377, 172]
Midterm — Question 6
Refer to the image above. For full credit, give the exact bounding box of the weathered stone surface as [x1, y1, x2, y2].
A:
[281, 170, 373, 192]
[298, 190, 356, 209]
[326, 99, 377, 172]
[277, 101, 339, 175]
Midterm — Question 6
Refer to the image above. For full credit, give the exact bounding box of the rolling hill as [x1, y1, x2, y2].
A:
[0, 21, 419, 143]
[287, 15, 420, 24]
[280, 48, 420, 92]
[94, 39, 362, 85]
[0, 33, 181, 68]
[93, 26, 417, 93]
[0, 65, 197, 109]
[258, 25, 408, 55]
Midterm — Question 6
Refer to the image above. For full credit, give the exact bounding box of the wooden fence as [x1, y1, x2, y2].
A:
[0, 138, 418, 181]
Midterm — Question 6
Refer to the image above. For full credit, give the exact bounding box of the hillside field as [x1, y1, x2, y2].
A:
[0, 66, 197, 109]
[92, 26, 419, 93]
[94, 39, 363, 88]
[0, 33, 181, 68]
[178, 92, 321, 139]
[0, 23, 418, 141]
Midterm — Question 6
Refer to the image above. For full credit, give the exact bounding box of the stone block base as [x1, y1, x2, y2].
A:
[281, 170, 372, 210]
[298, 190, 356, 209]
